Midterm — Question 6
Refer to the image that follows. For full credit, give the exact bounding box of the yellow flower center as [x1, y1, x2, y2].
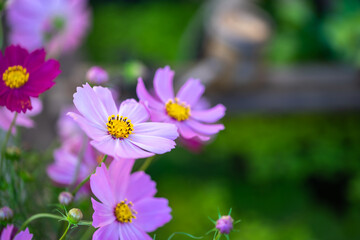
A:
[106, 115, 134, 139]
[115, 199, 137, 223]
[165, 98, 191, 121]
[3, 65, 29, 89]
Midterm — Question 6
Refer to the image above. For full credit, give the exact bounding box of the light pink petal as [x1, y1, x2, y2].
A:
[136, 78, 164, 110]
[47, 148, 77, 185]
[134, 122, 178, 140]
[126, 172, 157, 203]
[73, 83, 110, 127]
[93, 86, 117, 115]
[134, 198, 172, 232]
[186, 119, 224, 136]
[148, 108, 169, 122]
[177, 122, 210, 141]
[176, 78, 205, 106]
[90, 163, 116, 206]
[118, 99, 149, 124]
[1, 224, 14, 240]
[109, 159, 134, 202]
[14, 228, 33, 240]
[119, 224, 152, 240]
[191, 104, 226, 123]
[25, 97, 42, 117]
[115, 139, 155, 159]
[91, 138, 154, 160]
[153, 66, 175, 102]
[67, 112, 107, 141]
[92, 222, 120, 240]
[129, 135, 176, 155]
[91, 198, 116, 228]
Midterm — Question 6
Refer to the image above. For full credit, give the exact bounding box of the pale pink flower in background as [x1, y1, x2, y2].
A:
[57, 106, 84, 154]
[68, 83, 178, 159]
[137, 66, 226, 142]
[86, 66, 109, 84]
[0, 224, 33, 240]
[47, 143, 100, 196]
[7, 0, 90, 56]
[91, 160, 171, 240]
[0, 98, 42, 135]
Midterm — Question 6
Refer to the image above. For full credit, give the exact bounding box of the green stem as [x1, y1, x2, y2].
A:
[59, 222, 70, 240]
[19, 213, 64, 231]
[214, 232, 221, 240]
[139, 156, 154, 172]
[72, 154, 108, 196]
[1, 112, 18, 168]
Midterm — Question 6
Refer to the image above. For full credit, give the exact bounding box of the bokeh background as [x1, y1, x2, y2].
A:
[13, 0, 360, 239]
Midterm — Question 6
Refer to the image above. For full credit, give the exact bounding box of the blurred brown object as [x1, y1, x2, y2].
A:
[181, 0, 271, 92]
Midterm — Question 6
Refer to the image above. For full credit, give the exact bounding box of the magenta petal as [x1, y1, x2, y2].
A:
[93, 222, 120, 240]
[90, 164, 116, 206]
[118, 99, 149, 124]
[67, 112, 107, 141]
[5, 45, 28, 66]
[134, 122, 178, 140]
[14, 228, 33, 240]
[176, 78, 205, 106]
[153, 66, 175, 103]
[129, 135, 176, 154]
[126, 172, 157, 203]
[191, 104, 226, 123]
[186, 119, 224, 136]
[134, 198, 172, 232]
[136, 78, 164, 110]
[109, 159, 134, 202]
[119, 224, 152, 240]
[24, 48, 45, 72]
[93, 86, 117, 115]
[22, 59, 60, 97]
[91, 198, 116, 228]
[3, 90, 32, 113]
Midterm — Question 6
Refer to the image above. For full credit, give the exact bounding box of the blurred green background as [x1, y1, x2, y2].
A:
[17, 0, 360, 239]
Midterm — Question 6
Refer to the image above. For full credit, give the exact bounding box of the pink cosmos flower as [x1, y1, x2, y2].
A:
[0, 45, 60, 113]
[0, 98, 42, 134]
[0, 224, 33, 240]
[136, 66, 226, 142]
[7, 0, 90, 57]
[86, 66, 109, 84]
[68, 83, 178, 159]
[90, 160, 171, 240]
[47, 143, 100, 196]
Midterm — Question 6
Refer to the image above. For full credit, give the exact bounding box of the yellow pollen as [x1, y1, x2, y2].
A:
[106, 115, 134, 139]
[3, 65, 29, 89]
[165, 98, 191, 121]
[115, 199, 137, 223]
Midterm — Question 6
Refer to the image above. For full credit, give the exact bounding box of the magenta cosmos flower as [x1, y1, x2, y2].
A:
[0, 45, 60, 113]
[7, 0, 90, 57]
[0, 98, 42, 134]
[90, 160, 171, 240]
[137, 66, 225, 142]
[0, 225, 33, 240]
[68, 83, 178, 159]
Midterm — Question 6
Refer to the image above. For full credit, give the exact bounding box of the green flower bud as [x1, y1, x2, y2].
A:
[67, 208, 83, 224]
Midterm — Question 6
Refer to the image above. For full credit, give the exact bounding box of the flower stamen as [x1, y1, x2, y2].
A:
[165, 98, 190, 121]
[3, 65, 29, 89]
[106, 115, 134, 139]
[114, 199, 137, 223]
